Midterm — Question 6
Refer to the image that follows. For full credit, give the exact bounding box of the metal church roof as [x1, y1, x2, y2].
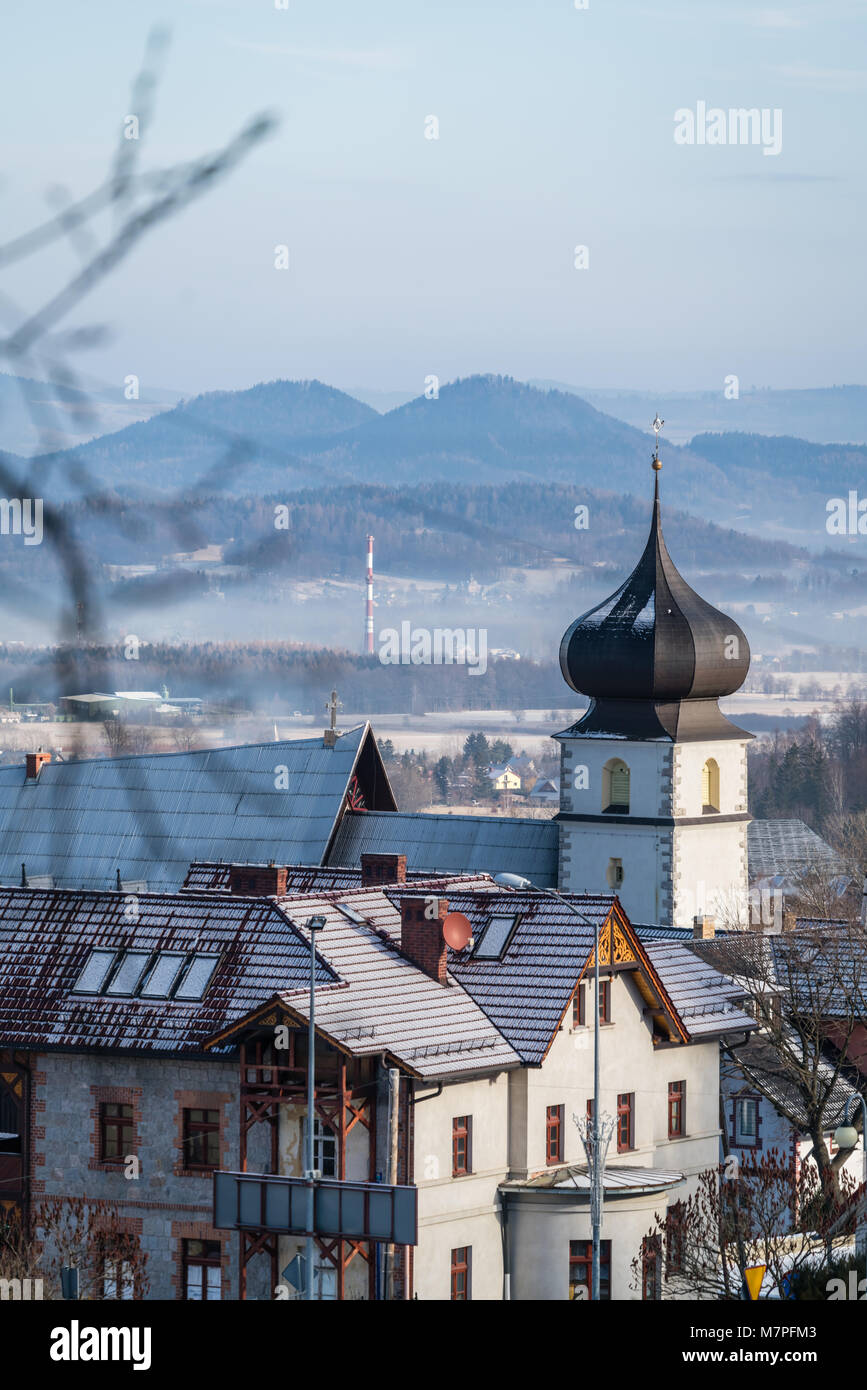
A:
[329, 809, 559, 886]
[0, 726, 388, 892]
[747, 818, 845, 881]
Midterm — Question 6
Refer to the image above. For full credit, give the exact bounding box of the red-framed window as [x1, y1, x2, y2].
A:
[617, 1093, 634, 1153]
[668, 1081, 685, 1139]
[642, 1236, 662, 1300]
[450, 1246, 471, 1300]
[183, 1239, 222, 1301]
[100, 1103, 134, 1163]
[546, 1105, 564, 1165]
[452, 1116, 472, 1176]
[183, 1108, 220, 1169]
[572, 983, 585, 1027]
[569, 1240, 611, 1300]
[598, 980, 611, 1023]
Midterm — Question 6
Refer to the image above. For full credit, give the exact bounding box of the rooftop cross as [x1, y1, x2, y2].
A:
[651, 414, 664, 471]
[326, 688, 342, 733]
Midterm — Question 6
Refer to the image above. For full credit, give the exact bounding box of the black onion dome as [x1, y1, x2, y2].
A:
[560, 474, 750, 701]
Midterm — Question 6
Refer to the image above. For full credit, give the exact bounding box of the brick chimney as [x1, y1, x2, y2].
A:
[401, 896, 448, 984]
[25, 749, 51, 781]
[228, 863, 288, 897]
[693, 914, 716, 940]
[361, 853, 407, 888]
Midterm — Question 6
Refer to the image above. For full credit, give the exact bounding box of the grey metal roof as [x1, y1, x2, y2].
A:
[0, 727, 377, 892]
[505, 1164, 685, 1193]
[329, 810, 559, 886]
[0, 885, 337, 1055]
[748, 818, 844, 881]
[642, 941, 757, 1038]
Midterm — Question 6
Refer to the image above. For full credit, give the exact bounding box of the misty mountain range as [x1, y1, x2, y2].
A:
[2, 373, 864, 549]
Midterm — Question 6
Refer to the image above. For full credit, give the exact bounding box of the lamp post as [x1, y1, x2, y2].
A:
[833, 1094, 867, 1283]
[494, 873, 607, 1301]
[305, 914, 326, 1301]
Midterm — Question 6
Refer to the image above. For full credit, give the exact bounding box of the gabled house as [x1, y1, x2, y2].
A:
[0, 854, 752, 1300]
[487, 764, 521, 793]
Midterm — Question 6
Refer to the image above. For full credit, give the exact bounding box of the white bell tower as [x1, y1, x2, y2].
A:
[555, 423, 751, 928]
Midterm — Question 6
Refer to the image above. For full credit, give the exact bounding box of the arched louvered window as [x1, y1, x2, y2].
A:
[602, 758, 630, 814]
[702, 758, 720, 814]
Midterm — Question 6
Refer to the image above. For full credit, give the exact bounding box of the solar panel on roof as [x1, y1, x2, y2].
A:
[72, 948, 117, 994]
[105, 951, 152, 996]
[174, 954, 220, 1000]
[473, 915, 519, 960]
[140, 952, 188, 998]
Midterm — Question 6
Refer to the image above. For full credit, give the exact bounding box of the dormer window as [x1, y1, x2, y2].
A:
[602, 759, 630, 814]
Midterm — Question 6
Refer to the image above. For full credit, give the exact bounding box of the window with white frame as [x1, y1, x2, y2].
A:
[302, 1116, 337, 1177]
[734, 1096, 759, 1146]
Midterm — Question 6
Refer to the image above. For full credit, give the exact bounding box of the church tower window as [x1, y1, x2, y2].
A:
[702, 758, 720, 814]
[602, 759, 630, 814]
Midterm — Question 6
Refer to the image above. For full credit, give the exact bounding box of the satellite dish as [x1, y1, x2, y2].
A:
[443, 912, 472, 951]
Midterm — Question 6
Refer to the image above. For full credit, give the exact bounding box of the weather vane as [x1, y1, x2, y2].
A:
[651, 414, 664, 470]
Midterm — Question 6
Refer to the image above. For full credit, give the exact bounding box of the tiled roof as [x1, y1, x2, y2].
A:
[181, 861, 439, 894]
[0, 727, 381, 892]
[426, 888, 612, 1064]
[641, 941, 757, 1038]
[329, 809, 558, 885]
[0, 886, 337, 1055]
[748, 818, 844, 881]
[726, 1033, 859, 1132]
[261, 880, 522, 1080]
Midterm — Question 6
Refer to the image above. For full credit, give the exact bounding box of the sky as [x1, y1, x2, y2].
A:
[1, 0, 865, 398]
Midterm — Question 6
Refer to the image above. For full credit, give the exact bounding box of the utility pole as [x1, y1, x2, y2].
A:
[305, 915, 326, 1300]
[383, 1067, 400, 1300]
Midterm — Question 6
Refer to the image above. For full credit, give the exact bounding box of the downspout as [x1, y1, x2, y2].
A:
[499, 1189, 511, 1301]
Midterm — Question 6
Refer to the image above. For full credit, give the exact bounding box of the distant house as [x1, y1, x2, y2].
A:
[528, 776, 560, 805]
[487, 764, 521, 793]
[506, 755, 536, 788]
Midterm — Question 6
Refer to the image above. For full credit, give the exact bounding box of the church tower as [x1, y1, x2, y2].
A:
[555, 427, 752, 927]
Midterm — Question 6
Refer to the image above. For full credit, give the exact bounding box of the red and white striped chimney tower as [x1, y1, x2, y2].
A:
[365, 534, 375, 654]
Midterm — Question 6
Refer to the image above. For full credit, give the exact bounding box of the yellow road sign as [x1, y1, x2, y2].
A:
[744, 1265, 765, 1300]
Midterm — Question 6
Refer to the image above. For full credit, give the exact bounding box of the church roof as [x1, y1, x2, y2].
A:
[0, 726, 393, 891]
[559, 469, 750, 704]
[328, 809, 559, 886]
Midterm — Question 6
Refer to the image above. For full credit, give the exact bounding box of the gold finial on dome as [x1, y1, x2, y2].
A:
[651, 414, 664, 471]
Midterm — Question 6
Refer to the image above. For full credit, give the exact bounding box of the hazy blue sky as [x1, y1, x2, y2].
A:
[2, 0, 865, 396]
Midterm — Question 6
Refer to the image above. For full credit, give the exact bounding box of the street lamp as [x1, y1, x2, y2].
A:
[833, 1094, 867, 1283]
[494, 872, 607, 1301]
[305, 914, 327, 1301]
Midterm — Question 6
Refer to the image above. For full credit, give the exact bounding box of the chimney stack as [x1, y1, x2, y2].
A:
[25, 749, 51, 781]
[228, 863, 288, 897]
[693, 914, 716, 940]
[361, 853, 407, 888]
[400, 896, 448, 984]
